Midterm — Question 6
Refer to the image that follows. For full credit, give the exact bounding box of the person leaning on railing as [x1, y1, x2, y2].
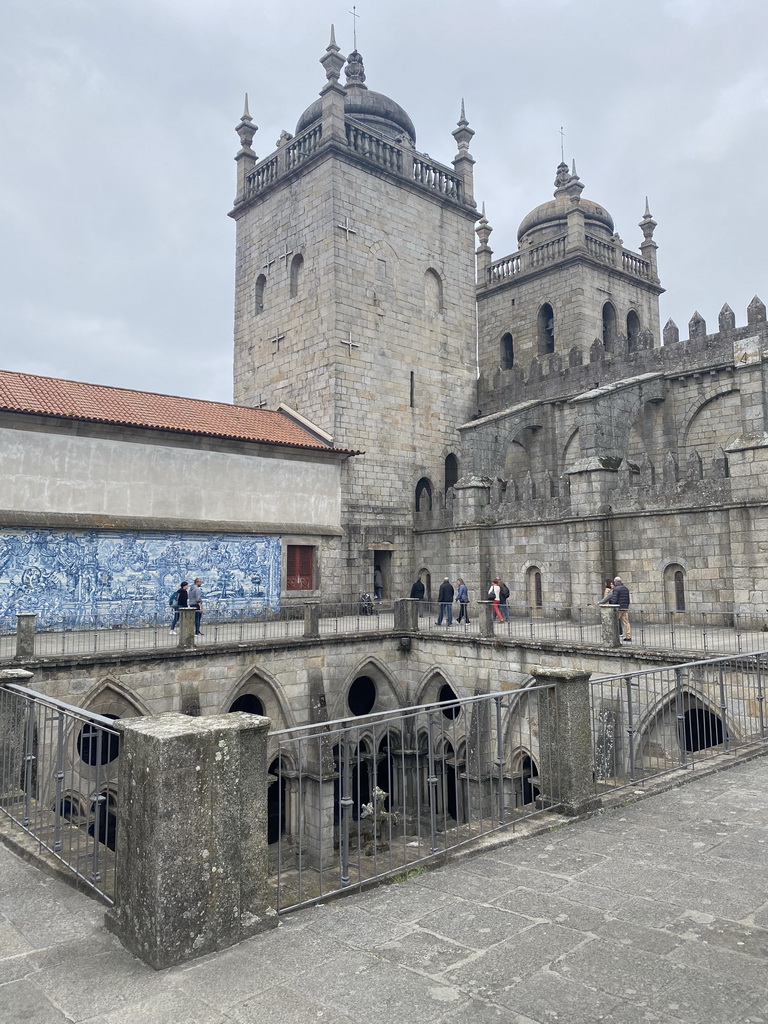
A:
[609, 577, 632, 643]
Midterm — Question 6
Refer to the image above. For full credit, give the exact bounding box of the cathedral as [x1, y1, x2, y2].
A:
[229, 30, 768, 620]
[0, 29, 767, 629]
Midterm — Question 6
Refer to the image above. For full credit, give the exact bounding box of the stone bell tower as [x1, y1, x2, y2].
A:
[229, 30, 479, 592]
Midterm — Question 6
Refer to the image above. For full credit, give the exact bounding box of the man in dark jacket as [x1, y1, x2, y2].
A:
[609, 576, 631, 642]
[410, 577, 425, 617]
[436, 577, 454, 626]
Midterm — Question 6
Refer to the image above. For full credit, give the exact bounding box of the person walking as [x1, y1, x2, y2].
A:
[456, 577, 470, 624]
[436, 577, 454, 626]
[188, 577, 204, 636]
[488, 579, 504, 622]
[169, 580, 188, 634]
[499, 579, 510, 621]
[609, 576, 631, 642]
[410, 577, 425, 617]
[373, 565, 384, 601]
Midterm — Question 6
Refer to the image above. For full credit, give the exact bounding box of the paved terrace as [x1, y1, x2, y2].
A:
[2, 604, 767, 661]
[2, 754, 768, 1023]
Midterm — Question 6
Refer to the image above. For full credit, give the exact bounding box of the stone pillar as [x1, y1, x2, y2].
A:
[600, 605, 621, 647]
[303, 602, 320, 638]
[15, 614, 36, 660]
[0, 669, 35, 807]
[394, 599, 418, 631]
[106, 712, 276, 969]
[531, 666, 599, 816]
[480, 600, 495, 638]
[179, 607, 196, 649]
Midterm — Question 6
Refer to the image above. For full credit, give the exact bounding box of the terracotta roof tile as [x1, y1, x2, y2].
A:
[0, 370, 354, 453]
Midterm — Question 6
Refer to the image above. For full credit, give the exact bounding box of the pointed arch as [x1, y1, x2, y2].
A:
[602, 302, 617, 351]
[444, 453, 459, 492]
[329, 656, 406, 721]
[500, 332, 514, 369]
[221, 666, 296, 732]
[415, 477, 433, 511]
[537, 302, 555, 355]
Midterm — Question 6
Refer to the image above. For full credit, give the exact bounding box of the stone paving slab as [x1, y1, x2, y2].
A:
[1, 754, 768, 1023]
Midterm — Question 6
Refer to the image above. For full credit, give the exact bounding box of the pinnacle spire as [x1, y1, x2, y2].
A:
[241, 93, 251, 122]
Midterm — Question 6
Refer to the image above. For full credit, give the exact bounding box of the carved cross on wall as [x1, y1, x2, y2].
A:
[339, 332, 359, 356]
[337, 217, 358, 241]
[278, 245, 294, 266]
[263, 254, 276, 271]
[255, 396, 268, 409]
[271, 331, 286, 353]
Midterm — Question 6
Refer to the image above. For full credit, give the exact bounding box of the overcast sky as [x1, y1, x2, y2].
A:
[2, 0, 767, 403]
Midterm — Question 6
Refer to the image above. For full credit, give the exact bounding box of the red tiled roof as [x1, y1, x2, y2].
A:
[0, 370, 353, 453]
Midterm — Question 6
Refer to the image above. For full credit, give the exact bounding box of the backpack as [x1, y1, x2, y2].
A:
[169, 590, 179, 609]
[500, 582, 510, 599]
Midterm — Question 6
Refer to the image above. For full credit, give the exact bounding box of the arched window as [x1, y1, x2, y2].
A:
[444, 454, 458, 492]
[254, 274, 266, 315]
[500, 332, 514, 370]
[289, 253, 303, 298]
[664, 563, 686, 612]
[602, 302, 617, 351]
[415, 477, 432, 511]
[526, 566, 543, 608]
[537, 303, 555, 355]
[627, 310, 641, 351]
[425, 268, 443, 313]
[674, 571, 685, 611]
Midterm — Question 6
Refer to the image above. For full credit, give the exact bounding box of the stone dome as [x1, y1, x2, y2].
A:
[296, 50, 416, 145]
[517, 163, 614, 245]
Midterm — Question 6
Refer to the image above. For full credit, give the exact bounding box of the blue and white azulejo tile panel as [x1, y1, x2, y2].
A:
[0, 529, 282, 632]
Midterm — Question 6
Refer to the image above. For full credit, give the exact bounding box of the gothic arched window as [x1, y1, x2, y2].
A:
[444, 454, 458, 493]
[500, 332, 514, 369]
[664, 562, 687, 612]
[526, 566, 543, 608]
[602, 302, 617, 351]
[289, 254, 303, 298]
[415, 477, 432, 511]
[537, 303, 555, 355]
[627, 309, 641, 351]
[254, 274, 266, 315]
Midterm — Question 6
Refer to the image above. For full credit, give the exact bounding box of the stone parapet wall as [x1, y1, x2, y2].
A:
[478, 321, 765, 414]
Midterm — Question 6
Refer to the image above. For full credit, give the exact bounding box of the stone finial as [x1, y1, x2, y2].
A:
[747, 295, 767, 326]
[235, 93, 258, 152]
[344, 49, 367, 87]
[639, 196, 657, 242]
[590, 337, 604, 362]
[475, 204, 493, 249]
[718, 303, 736, 332]
[554, 161, 571, 191]
[320, 25, 345, 82]
[663, 318, 679, 345]
[452, 98, 475, 154]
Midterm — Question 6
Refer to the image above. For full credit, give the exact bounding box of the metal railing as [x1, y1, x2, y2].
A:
[0, 682, 118, 902]
[591, 650, 768, 794]
[4, 603, 768, 662]
[267, 684, 561, 913]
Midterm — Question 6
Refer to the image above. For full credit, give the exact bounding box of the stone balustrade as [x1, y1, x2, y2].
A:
[242, 117, 467, 207]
